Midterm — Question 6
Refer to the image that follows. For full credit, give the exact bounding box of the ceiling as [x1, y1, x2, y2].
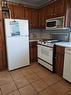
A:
[7, 0, 52, 7]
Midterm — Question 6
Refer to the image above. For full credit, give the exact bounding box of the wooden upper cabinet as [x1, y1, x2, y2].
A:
[39, 2, 55, 28]
[39, 7, 46, 28]
[8, 3, 25, 19]
[24, 7, 30, 19]
[8, 3, 14, 18]
[45, 0, 65, 18]
[46, 2, 55, 19]
[24, 7, 39, 29]
[8, 0, 66, 29]
[31, 9, 39, 29]
[9, 3, 39, 29]
[38, 0, 66, 28]
[24, 7, 32, 28]
[54, 0, 65, 17]
[13, 4, 24, 19]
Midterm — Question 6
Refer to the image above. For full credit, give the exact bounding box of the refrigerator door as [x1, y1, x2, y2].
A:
[4, 19, 29, 37]
[6, 36, 29, 70]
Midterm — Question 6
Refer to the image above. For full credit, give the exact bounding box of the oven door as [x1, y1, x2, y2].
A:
[38, 44, 53, 65]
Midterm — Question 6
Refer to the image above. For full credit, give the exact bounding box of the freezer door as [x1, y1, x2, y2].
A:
[6, 36, 29, 70]
[19, 20, 29, 36]
[4, 19, 29, 37]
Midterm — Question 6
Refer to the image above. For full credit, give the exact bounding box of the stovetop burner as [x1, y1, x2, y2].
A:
[38, 39, 63, 47]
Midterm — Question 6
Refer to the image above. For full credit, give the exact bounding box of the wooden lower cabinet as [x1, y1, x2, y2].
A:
[54, 45, 65, 77]
[0, 11, 6, 70]
[0, 48, 3, 70]
[29, 41, 37, 62]
[0, 48, 6, 70]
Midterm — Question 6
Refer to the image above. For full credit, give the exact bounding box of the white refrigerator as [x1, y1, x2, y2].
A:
[4, 19, 30, 71]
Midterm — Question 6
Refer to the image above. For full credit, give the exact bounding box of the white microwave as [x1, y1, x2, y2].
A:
[46, 17, 64, 29]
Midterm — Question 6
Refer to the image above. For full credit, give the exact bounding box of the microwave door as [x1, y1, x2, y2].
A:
[47, 21, 56, 28]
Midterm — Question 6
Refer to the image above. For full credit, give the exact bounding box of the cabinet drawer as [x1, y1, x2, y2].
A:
[56, 45, 65, 54]
[29, 41, 37, 47]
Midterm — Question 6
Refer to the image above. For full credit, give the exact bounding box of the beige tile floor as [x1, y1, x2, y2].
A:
[0, 62, 71, 95]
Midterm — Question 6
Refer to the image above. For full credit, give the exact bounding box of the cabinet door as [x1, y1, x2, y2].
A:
[0, 48, 3, 70]
[13, 4, 23, 19]
[38, 9, 42, 28]
[22, 6, 25, 19]
[9, 3, 24, 19]
[16, 5, 23, 19]
[55, 53, 64, 76]
[31, 9, 39, 28]
[29, 42, 37, 62]
[30, 46, 37, 62]
[44, 2, 55, 19]
[39, 7, 46, 28]
[54, 46, 65, 76]
[54, 0, 65, 17]
[8, 3, 15, 18]
[24, 7, 32, 28]
[24, 8, 39, 29]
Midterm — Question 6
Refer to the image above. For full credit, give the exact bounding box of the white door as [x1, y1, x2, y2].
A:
[6, 36, 29, 70]
[63, 48, 71, 82]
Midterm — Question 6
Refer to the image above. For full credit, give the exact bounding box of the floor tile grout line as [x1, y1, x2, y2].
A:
[0, 88, 3, 95]
[56, 78, 71, 90]
[0, 63, 70, 95]
[38, 75, 71, 92]
[11, 64, 71, 91]
[24, 63, 71, 94]
[17, 65, 71, 95]
[21, 63, 64, 93]
[9, 69, 41, 95]
[24, 66, 61, 88]
[22, 63, 48, 94]
[29, 64, 69, 89]
[9, 72, 22, 95]
[63, 90, 71, 95]
[21, 70, 41, 95]
[21, 69, 51, 94]
[9, 69, 40, 95]
[0, 71, 18, 95]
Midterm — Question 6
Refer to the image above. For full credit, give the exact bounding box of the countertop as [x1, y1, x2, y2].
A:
[29, 40, 71, 47]
[29, 40, 39, 42]
[55, 42, 71, 48]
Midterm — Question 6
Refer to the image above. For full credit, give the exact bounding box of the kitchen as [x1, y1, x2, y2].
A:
[0, 0, 71, 95]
